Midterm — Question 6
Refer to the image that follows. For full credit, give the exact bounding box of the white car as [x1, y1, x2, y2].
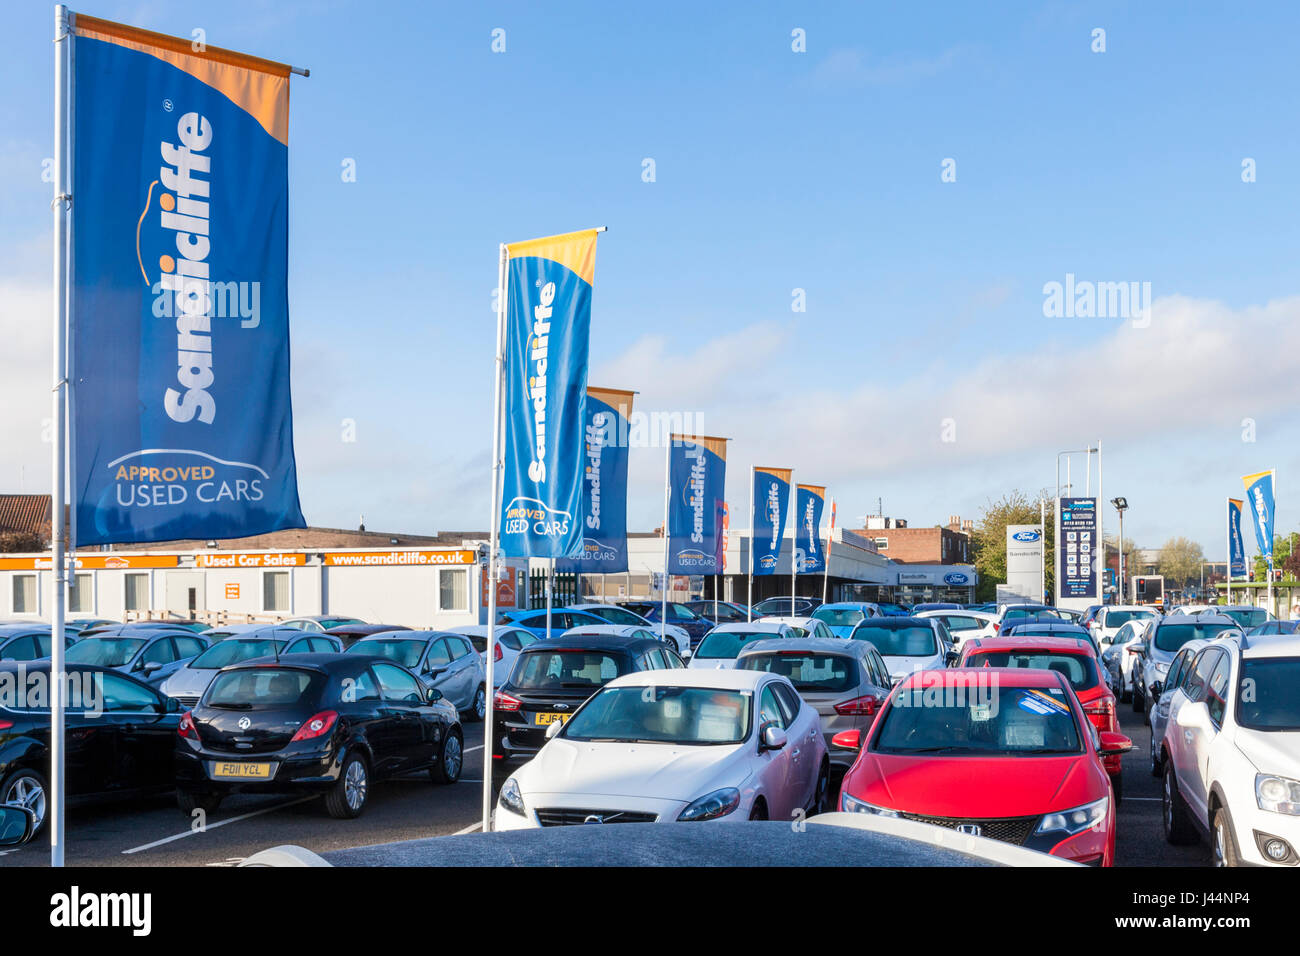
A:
[568, 603, 692, 657]
[494, 667, 829, 829]
[1102, 618, 1155, 700]
[557, 623, 686, 662]
[1160, 634, 1300, 866]
[914, 609, 996, 649]
[754, 616, 837, 641]
[448, 624, 539, 689]
[687, 621, 798, 669]
[846, 617, 956, 685]
[1089, 605, 1159, 648]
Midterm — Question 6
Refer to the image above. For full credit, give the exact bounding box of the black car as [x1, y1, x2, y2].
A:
[752, 596, 824, 618]
[618, 601, 714, 647]
[492, 634, 682, 768]
[0, 663, 181, 833]
[324, 623, 412, 648]
[684, 600, 749, 625]
[176, 654, 463, 819]
[0, 624, 76, 662]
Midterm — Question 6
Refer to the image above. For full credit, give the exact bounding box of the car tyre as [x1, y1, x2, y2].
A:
[430, 729, 463, 785]
[1149, 730, 1162, 777]
[1161, 764, 1197, 846]
[1212, 807, 1240, 867]
[1132, 682, 1145, 714]
[466, 685, 487, 723]
[176, 789, 222, 815]
[809, 762, 830, 815]
[325, 752, 369, 819]
[1, 768, 48, 835]
[748, 799, 768, 821]
[1111, 772, 1123, 806]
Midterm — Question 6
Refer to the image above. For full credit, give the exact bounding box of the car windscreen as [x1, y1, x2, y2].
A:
[1222, 608, 1268, 629]
[511, 650, 624, 690]
[873, 685, 1082, 755]
[586, 606, 645, 626]
[65, 638, 146, 667]
[1003, 607, 1064, 622]
[346, 639, 425, 668]
[813, 607, 865, 627]
[1237, 659, 1300, 730]
[694, 630, 778, 660]
[190, 640, 285, 669]
[1008, 627, 1086, 639]
[1153, 623, 1234, 652]
[963, 651, 1098, 691]
[738, 652, 856, 692]
[563, 685, 751, 744]
[1105, 610, 1155, 627]
[850, 625, 938, 657]
[205, 668, 325, 710]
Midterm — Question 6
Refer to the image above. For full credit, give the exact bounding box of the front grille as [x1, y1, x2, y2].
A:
[536, 807, 660, 826]
[174, 696, 201, 708]
[900, 812, 1039, 846]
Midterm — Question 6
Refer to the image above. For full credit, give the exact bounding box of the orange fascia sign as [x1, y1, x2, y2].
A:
[0, 554, 181, 571]
[323, 550, 477, 567]
[195, 553, 306, 569]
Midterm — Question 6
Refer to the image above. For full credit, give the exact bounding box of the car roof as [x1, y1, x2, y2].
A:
[709, 621, 789, 634]
[1241, 636, 1300, 660]
[517, 633, 665, 653]
[352, 630, 458, 642]
[561, 625, 652, 638]
[902, 667, 1067, 690]
[1003, 622, 1088, 632]
[324, 623, 410, 635]
[739, 637, 870, 657]
[225, 652, 356, 673]
[818, 602, 878, 609]
[966, 636, 1095, 654]
[0, 623, 50, 636]
[606, 667, 774, 690]
[851, 616, 933, 628]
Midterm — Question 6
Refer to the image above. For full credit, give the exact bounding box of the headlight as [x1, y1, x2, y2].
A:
[1256, 774, 1300, 815]
[1035, 796, 1108, 836]
[498, 777, 526, 817]
[840, 793, 898, 816]
[1151, 660, 1170, 676]
[677, 787, 740, 822]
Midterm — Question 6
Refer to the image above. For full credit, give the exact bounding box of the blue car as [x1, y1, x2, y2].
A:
[500, 608, 610, 640]
[0, 625, 76, 662]
[64, 628, 211, 688]
[809, 602, 883, 639]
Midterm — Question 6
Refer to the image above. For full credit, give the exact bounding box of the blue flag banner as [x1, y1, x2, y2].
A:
[1227, 497, 1247, 577]
[795, 484, 826, 573]
[556, 387, 632, 574]
[499, 230, 598, 558]
[751, 467, 792, 576]
[1242, 470, 1276, 561]
[68, 15, 305, 545]
[666, 435, 728, 576]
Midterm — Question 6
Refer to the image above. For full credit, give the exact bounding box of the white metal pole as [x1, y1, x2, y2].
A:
[1039, 497, 1046, 604]
[480, 243, 508, 832]
[1226, 499, 1231, 605]
[1118, 507, 1125, 603]
[49, 3, 71, 868]
[660, 437, 671, 640]
[1097, 440, 1103, 605]
[546, 557, 554, 637]
[790, 471, 796, 616]
[822, 497, 833, 604]
[747, 466, 754, 622]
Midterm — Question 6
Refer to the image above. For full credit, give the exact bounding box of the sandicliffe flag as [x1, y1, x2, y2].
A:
[667, 435, 728, 575]
[69, 14, 305, 544]
[751, 467, 791, 576]
[795, 484, 826, 573]
[500, 230, 598, 558]
[1227, 497, 1247, 577]
[1242, 470, 1277, 561]
[556, 387, 632, 574]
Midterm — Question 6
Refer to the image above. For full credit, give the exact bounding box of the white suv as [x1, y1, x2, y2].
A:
[1160, 634, 1300, 866]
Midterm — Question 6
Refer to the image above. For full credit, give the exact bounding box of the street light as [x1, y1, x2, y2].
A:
[1111, 497, 1128, 605]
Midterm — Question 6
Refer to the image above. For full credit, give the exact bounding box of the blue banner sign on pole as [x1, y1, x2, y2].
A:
[795, 484, 826, 573]
[1227, 497, 1247, 577]
[556, 387, 633, 574]
[1241, 471, 1276, 561]
[666, 435, 728, 576]
[751, 467, 792, 576]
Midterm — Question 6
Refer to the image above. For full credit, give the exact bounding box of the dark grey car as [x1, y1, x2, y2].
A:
[63, 629, 210, 688]
[347, 631, 487, 721]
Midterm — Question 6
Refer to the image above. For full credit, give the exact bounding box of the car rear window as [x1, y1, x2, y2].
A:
[190, 640, 284, 669]
[813, 608, 865, 627]
[849, 625, 938, 658]
[963, 650, 1098, 691]
[1154, 623, 1234, 652]
[205, 668, 324, 710]
[512, 650, 625, 690]
[738, 651, 856, 692]
[65, 638, 145, 667]
[346, 639, 425, 668]
[695, 630, 779, 660]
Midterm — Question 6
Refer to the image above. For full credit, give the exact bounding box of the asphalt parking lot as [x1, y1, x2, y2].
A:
[0, 707, 1211, 867]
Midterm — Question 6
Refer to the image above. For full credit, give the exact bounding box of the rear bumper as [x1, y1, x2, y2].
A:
[175, 745, 344, 795]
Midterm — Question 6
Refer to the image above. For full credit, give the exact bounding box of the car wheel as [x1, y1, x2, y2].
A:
[467, 685, 486, 723]
[1161, 764, 1198, 846]
[176, 789, 222, 815]
[809, 763, 830, 815]
[1149, 730, 1162, 778]
[1, 768, 47, 835]
[1212, 808, 1240, 867]
[1111, 772, 1123, 807]
[325, 752, 369, 819]
[1132, 683, 1145, 714]
[748, 799, 768, 821]
[430, 729, 464, 785]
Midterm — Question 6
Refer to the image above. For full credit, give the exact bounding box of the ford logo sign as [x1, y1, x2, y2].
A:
[943, 572, 968, 585]
[1012, 531, 1040, 542]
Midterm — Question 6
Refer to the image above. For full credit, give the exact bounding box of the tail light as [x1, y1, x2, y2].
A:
[0, 720, 12, 731]
[834, 696, 879, 716]
[494, 690, 522, 712]
[494, 644, 504, 662]
[1083, 699, 1115, 718]
[291, 710, 339, 742]
[992, 623, 1000, 634]
[177, 710, 200, 740]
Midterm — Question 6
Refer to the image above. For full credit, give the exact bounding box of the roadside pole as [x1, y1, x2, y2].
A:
[545, 558, 553, 637]
[660, 437, 670, 642]
[1225, 500, 1231, 605]
[822, 498, 834, 604]
[1097, 440, 1104, 606]
[747, 465, 754, 622]
[790, 468, 796, 617]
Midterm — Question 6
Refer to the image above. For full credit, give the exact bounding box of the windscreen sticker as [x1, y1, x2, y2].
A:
[1017, 689, 1069, 716]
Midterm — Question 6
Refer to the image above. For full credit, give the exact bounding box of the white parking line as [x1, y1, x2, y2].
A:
[451, 821, 482, 835]
[122, 797, 316, 855]
[465, 745, 483, 754]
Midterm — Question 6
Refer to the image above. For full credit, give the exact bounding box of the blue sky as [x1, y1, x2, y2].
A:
[2, 0, 1299, 559]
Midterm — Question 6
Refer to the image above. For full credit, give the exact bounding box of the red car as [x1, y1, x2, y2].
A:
[834, 667, 1131, 866]
[958, 635, 1124, 798]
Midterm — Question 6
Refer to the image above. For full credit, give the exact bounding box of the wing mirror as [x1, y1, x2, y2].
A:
[1097, 731, 1133, 757]
[944, 651, 959, 666]
[425, 688, 443, 703]
[545, 719, 565, 740]
[0, 805, 37, 847]
[759, 723, 788, 751]
[140, 661, 162, 675]
[1150, 681, 1164, 698]
[830, 729, 862, 750]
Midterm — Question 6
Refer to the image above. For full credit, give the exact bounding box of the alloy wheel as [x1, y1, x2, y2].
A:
[344, 760, 367, 811]
[474, 688, 486, 720]
[444, 734, 463, 780]
[5, 776, 46, 829]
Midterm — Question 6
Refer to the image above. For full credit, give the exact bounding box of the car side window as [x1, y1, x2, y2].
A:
[870, 652, 888, 687]
[373, 663, 423, 703]
[758, 685, 786, 730]
[1165, 652, 1189, 693]
[344, 668, 382, 703]
[141, 638, 176, 666]
[97, 673, 161, 711]
[1, 636, 36, 660]
[174, 636, 205, 658]
[663, 648, 684, 668]
[1186, 649, 1221, 703]
[772, 683, 801, 724]
[501, 632, 520, 651]
[445, 638, 467, 661]
[309, 637, 335, 653]
[1206, 655, 1232, 727]
[426, 639, 452, 667]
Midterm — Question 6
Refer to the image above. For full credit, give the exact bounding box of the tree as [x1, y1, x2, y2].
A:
[1157, 536, 1205, 589]
[0, 531, 45, 553]
[970, 490, 1055, 602]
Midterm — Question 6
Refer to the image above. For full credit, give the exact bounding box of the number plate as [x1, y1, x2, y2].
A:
[211, 762, 272, 779]
[533, 712, 571, 726]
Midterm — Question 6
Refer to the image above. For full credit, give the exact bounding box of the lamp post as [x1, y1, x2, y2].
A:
[1111, 497, 1128, 605]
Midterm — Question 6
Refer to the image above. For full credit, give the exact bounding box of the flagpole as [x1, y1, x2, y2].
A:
[790, 469, 796, 617]
[480, 242, 508, 833]
[1225, 498, 1231, 606]
[822, 498, 833, 604]
[49, 3, 72, 868]
[660, 436, 671, 641]
[1268, 469, 1277, 614]
[747, 466, 754, 622]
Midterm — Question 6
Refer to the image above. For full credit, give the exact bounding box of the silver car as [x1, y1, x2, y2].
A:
[448, 624, 540, 690]
[348, 630, 488, 721]
[1145, 639, 1209, 778]
[1132, 614, 1241, 714]
[736, 638, 891, 772]
[159, 626, 300, 706]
